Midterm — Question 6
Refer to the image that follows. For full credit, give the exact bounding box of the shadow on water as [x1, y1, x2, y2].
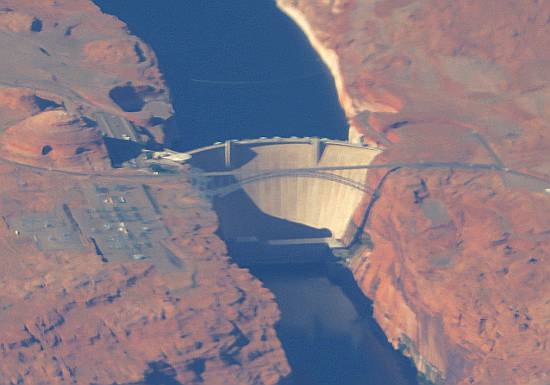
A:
[230, 244, 420, 385]
[138, 361, 183, 385]
[188, 145, 259, 172]
[213, 188, 332, 242]
[215, 185, 419, 384]
[94, 0, 348, 150]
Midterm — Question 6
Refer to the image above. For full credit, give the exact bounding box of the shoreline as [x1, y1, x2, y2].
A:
[274, 2, 439, 384]
[275, 1, 362, 143]
[276, 1, 401, 146]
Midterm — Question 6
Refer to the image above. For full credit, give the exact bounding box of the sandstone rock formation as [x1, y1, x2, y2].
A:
[277, 1, 550, 384]
[0, 166, 290, 385]
[0, 0, 173, 143]
[0, 109, 111, 172]
[0, 8, 36, 33]
[0, 1, 290, 384]
[0, 87, 62, 128]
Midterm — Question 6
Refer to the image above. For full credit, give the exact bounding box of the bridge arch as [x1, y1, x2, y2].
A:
[204, 170, 374, 197]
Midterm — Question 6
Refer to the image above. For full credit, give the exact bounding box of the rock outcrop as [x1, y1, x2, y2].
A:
[0, 0, 173, 143]
[277, 1, 550, 384]
[0, 1, 290, 384]
[0, 109, 111, 172]
[0, 166, 290, 385]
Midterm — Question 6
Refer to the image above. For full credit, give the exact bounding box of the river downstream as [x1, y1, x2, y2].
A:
[242, 250, 419, 385]
[95, 1, 420, 384]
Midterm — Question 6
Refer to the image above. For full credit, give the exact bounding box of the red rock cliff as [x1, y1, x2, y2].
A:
[277, 1, 550, 384]
[0, 1, 290, 384]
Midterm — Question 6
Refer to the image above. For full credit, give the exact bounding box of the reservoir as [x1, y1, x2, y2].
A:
[95, 1, 420, 384]
[96, 0, 348, 150]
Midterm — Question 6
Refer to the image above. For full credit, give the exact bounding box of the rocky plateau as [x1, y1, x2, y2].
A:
[276, 0, 550, 384]
[0, 1, 290, 384]
[0, 0, 549, 385]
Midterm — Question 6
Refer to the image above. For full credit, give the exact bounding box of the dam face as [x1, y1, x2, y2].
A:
[187, 138, 381, 249]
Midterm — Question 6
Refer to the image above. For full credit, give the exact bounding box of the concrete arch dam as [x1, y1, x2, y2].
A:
[187, 138, 381, 251]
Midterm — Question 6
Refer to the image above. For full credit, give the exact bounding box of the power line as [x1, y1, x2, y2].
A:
[189, 70, 325, 86]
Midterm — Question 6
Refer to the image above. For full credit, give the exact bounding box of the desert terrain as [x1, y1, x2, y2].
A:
[277, 1, 550, 384]
[0, 1, 289, 384]
[1, 0, 549, 385]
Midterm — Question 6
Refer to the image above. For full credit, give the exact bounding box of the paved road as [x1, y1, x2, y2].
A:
[198, 161, 502, 176]
[94, 112, 141, 142]
[203, 170, 375, 197]
[198, 161, 550, 184]
[0, 156, 187, 185]
[1, 155, 548, 190]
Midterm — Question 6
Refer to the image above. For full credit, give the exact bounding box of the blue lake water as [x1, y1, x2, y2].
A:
[95, 1, 420, 384]
[96, 0, 348, 150]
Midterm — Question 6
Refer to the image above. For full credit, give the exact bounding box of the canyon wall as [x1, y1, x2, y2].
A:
[277, 1, 550, 384]
[0, 0, 173, 143]
[0, 1, 290, 384]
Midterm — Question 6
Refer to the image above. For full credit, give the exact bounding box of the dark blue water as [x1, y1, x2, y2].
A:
[95, 1, 420, 385]
[247, 257, 420, 385]
[96, 0, 348, 150]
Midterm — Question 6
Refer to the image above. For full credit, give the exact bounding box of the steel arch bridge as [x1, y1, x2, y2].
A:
[190, 169, 374, 198]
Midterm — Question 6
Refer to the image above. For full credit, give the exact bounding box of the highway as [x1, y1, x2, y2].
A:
[0, 146, 548, 191]
[2, 154, 549, 187]
[197, 161, 502, 176]
[94, 111, 141, 142]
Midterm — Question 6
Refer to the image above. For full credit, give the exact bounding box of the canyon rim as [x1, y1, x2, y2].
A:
[0, 1, 548, 385]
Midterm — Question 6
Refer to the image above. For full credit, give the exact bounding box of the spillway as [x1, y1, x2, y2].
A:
[187, 138, 381, 248]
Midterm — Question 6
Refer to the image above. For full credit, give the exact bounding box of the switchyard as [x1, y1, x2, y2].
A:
[3, 173, 204, 273]
[6, 207, 86, 252]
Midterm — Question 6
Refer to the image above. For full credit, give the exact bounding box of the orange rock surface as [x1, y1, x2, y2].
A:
[277, 1, 550, 384]
[0, 1, 290, 384]
[0, 109, 111, 172]
[0, 166, 289, 385]
[0, 0, 173, 142]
